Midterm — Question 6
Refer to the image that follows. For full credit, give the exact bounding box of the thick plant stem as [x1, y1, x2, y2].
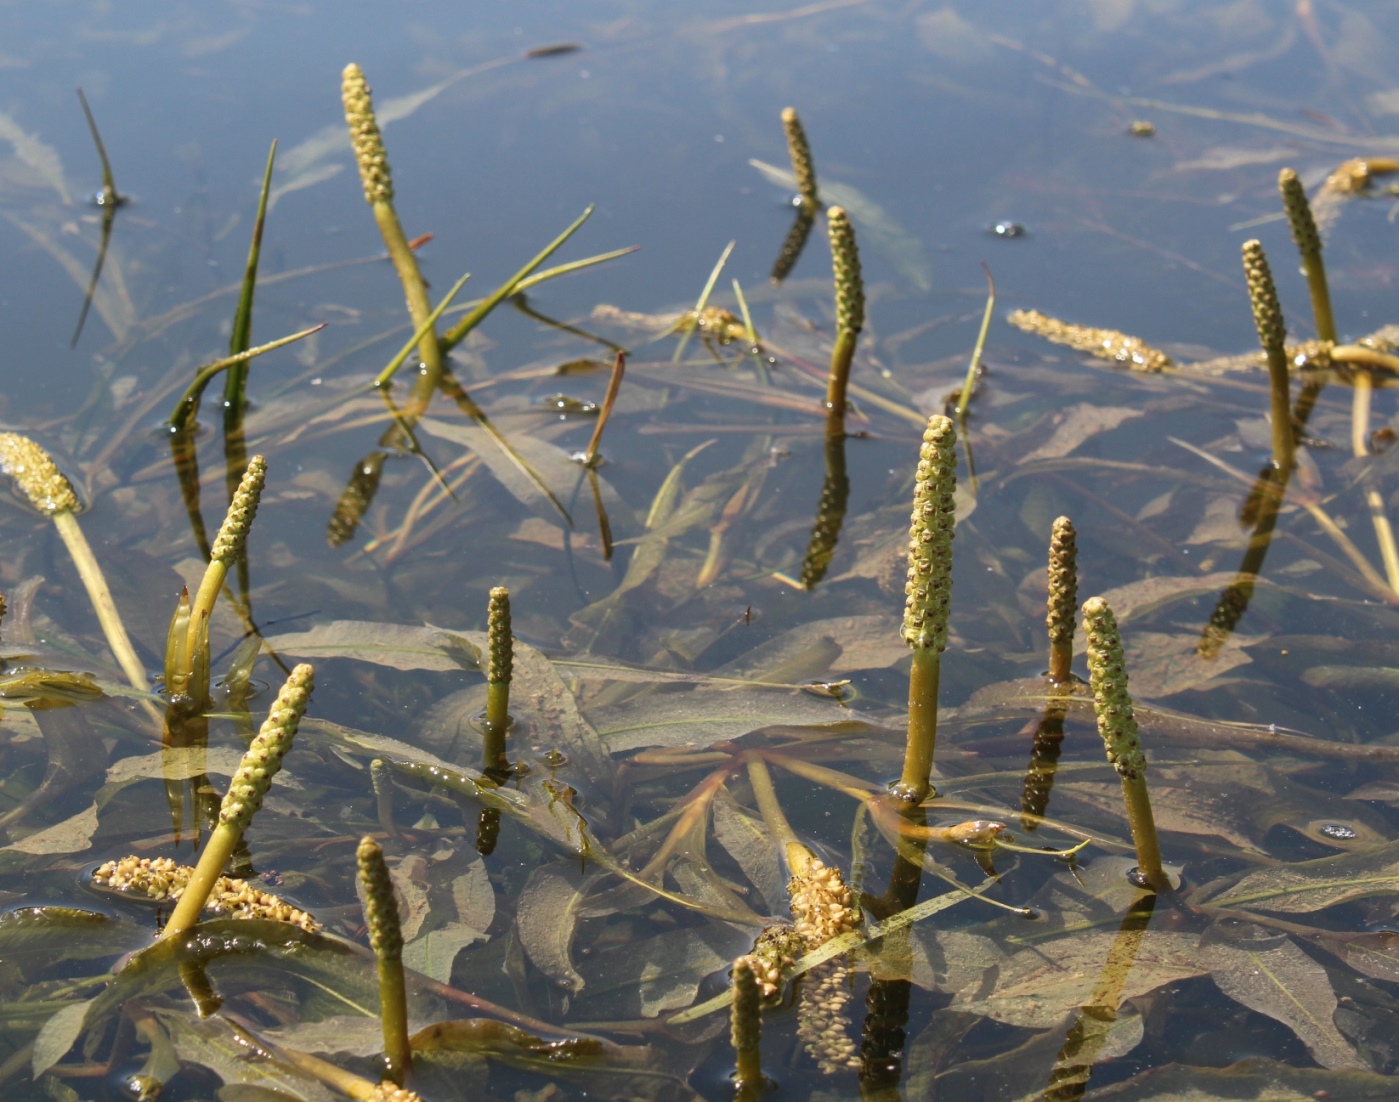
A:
[483, 586, 512, 769]
[1350, 373, 1399, 594]
[358, 836, 411, 1087]
[1046, 516, 1078, 683]
[824, 207, 864, 435]
[731, 956, 764, 1097]
[900, 650, 941, 801]
[0, 433, 149, 698]
[52, 510, 148, 694]
[1279, 168, 1335, 343]
[1242, 240, 1294, 474]
[161, 664, 314, 940]
[896, 415, 957, 803]
[1082, 598, 1169, 892]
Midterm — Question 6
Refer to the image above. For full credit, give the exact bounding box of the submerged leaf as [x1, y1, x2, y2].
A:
[1203, 930, 1366, 1071]
[590, 687, 862, 753]
[1195, 841, 1399, 914]
[517, 863, 594, 993]
[266, 621, 482, 672]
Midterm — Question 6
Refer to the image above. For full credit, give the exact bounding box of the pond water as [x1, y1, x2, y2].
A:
[2, 1, 1399, 1099]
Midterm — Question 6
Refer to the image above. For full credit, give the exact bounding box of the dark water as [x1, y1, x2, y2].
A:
[1, 2, 1399, 1100]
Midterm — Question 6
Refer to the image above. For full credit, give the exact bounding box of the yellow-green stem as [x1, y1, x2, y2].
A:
[161, 821, 241, 940]
[1121, 774, 1168, 891]
[825, 327, 858, 433]
[52, 510, 149, 695]
[897, 648, 941, 802]
[358, 835, 411, 1086]
[744, 755, 810, 873]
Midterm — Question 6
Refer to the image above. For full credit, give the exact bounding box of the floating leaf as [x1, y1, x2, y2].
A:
[1203, 931, 1366, 1070]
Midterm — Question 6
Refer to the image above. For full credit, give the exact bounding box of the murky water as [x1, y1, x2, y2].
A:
[1, 2, 1398, 1099]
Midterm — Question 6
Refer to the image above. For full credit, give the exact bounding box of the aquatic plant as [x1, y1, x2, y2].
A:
[358, 835, 411, 1086]
[823, 205, 864, 435]
[160, 663, 314, 940]
[896, 414, 956, 802]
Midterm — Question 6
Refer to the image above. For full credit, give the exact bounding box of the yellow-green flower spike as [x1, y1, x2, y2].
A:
[357, 835, 403, 962]
[342, 63, 393, 205]
[210, 455, 266, 565]
[1046, 516, 1078, 683]
[1081, 598, 1144, 778]
[219, 663, 314, 836]
[731, 955, 764, 1091]
[1279, 167, 1336, 343]
[827, 206, 864, 337]
[358, 834, 411, 1086]
[781, 107, 818, 208]
[1242, 239, 1295, 472]
[0, 433, 80, 515]
[1242, 239, 1285, 356]
[486, 587, 512, 688]
[902, 416, 957, 653]
[1082, 596, 1169, 891]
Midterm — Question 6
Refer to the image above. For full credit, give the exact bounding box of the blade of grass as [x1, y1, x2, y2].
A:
[955, 262, 996, 417]
[374, 269, 473, 387]
[168, 324, 327, 430]
[438, 205, 596, 353]
[223, 140, 278, 416]
[673, 240, 735, 362]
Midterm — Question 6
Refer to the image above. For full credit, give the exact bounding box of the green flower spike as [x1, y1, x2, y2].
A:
[1082, 597, 1170, 892]
[896, 414, 956, 802]
[823, 206, 864, 433]
[1242, 239, 1294, 472]
[1046, 516, 1078, 683]
[781, 107, 818, 209]
[1279, 167, 1335, 343]
[341, 63, 442, 394]
[161, 663, 315, 941]
[731, 956, 764, 1097]
[483, 586, 513, 770]
[359, 835, 411, 1087]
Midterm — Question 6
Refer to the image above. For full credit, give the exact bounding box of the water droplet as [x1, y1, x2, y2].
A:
[991, 221, 1026, 238]
[543, 749, 568, 767]
[1126, 866, 1151, 888]
[1319, 822, 1358, 840]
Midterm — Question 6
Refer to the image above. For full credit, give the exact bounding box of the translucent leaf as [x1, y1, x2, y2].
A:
[1124, 630, 1257, 697]
[0, 108, 71, 202]
[950, 930, 1206, 1029]
[1194, 840, 1399, 914]
[157, 1011, 339, 1101]
[590, 687, 863, 753]
[404, 922, 488, 984]
[1203, 933, 1366, 1070]
[711, 791, 784, 913]
[32, 997, 95, 1077]
[577, 926, 748, 1018]
[517, 863, 594, 993]
[1081, 1055, 1398, 1100]
[106, 746, 247, 784]
[5, 804, 99, 855]
[1019, 404, 1144, 463]
[266, 621, 482, 672]
[452, 859, 495, 932]
[263, 1015, 393, 1058]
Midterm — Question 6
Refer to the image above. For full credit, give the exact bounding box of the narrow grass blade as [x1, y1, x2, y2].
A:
[956, 262, 996, 418]
[673, 240, 735, 363]
[169, 324, 326, 430]
[374, 269, 473, 387]
[223, 140, 278, 417]
[439, 205, 595, 353]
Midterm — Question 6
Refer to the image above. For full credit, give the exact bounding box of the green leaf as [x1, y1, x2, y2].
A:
[266, 621, 482, 672]
[404, 923, 488, 984]
[1203, 932, 1366, 1071]
[516, 863, 594, 993]
[1195, 840, 1399, 914]
[33, 997, 96, 1077]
